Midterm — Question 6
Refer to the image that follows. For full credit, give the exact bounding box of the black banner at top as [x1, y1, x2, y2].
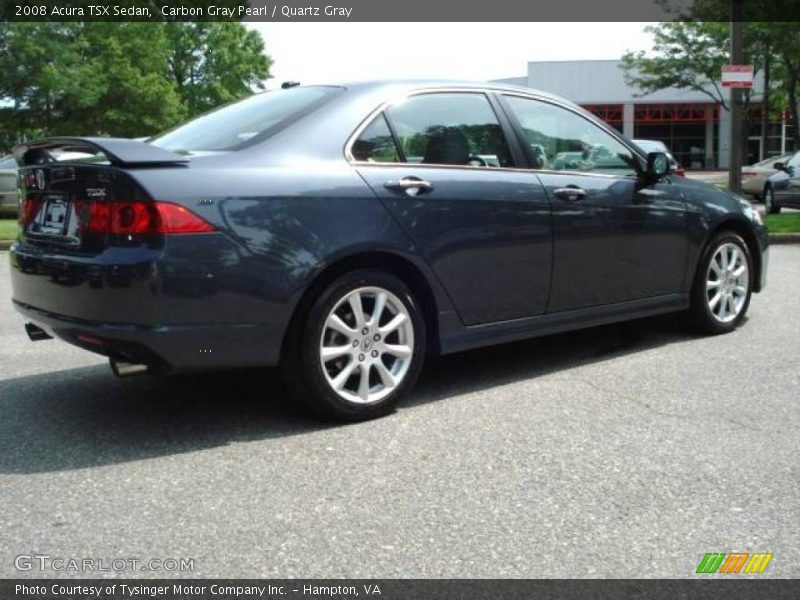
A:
[2, 0, 800, 22]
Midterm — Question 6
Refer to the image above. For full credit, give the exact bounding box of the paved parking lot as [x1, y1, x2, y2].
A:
[1, 247, 798, 578]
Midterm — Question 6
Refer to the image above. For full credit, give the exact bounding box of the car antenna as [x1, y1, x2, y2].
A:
[281, 81, 301, 89]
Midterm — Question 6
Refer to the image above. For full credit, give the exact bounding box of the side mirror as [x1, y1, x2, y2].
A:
[773, 162, 786, 171]
[646, 152, 671, 179]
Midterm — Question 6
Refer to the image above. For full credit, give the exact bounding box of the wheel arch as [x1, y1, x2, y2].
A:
[280, 250, 442, 363]
[707, 217, 764, 293]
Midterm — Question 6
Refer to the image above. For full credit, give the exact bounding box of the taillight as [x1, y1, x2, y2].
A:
[741, 172, 757, 179]
[154, 202, 216, 234]
[19, 195, 42, 227]
[75, 201, 215, 236]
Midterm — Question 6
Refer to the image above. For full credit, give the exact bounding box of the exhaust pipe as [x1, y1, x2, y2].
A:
[25, 323, 53, 341]
[109, 358, 149, 377]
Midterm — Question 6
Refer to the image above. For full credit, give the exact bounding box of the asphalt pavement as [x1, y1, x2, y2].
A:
[0, 247, 798, 578]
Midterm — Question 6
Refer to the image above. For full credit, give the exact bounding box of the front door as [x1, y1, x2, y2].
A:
[500, 94, 690, 313]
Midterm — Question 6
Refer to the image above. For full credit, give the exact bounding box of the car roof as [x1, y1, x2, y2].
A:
[209, 80, 636, 166]
[316, 79, 578, 107]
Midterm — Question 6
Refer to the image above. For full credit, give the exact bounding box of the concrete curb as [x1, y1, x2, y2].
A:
[769, 233, 800, 245]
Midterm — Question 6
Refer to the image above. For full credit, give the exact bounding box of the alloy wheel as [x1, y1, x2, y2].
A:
[319, 286, 414, 404]
[705, 242, 749, 324]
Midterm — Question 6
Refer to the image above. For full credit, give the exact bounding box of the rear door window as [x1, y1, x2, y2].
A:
[382, 93, 514, 168]
[351, 114, 402, 163]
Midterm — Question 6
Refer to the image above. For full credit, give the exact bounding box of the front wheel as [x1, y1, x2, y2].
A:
[764, 185, 781, 214]
[688, 232, 753, 334]
[283, 269, 426, 421]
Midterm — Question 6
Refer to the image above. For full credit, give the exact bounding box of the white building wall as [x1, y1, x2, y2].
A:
[524, 60, 719, 105]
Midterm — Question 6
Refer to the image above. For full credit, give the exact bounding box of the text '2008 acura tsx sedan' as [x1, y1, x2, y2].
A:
[10, 81, 768, 421]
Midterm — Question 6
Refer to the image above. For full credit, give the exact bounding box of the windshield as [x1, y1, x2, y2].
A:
[150, 86, 343, 153]
[0, 156, 16, 170]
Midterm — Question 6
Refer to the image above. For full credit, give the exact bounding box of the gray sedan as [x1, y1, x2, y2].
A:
[764, 150, 800, 213]
[0, 155, 19, 215]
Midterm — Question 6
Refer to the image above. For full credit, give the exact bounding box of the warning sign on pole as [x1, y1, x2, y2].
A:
[722, 65, 754, 88]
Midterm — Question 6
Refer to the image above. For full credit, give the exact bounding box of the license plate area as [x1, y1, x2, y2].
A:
[29, 194, 80, 245]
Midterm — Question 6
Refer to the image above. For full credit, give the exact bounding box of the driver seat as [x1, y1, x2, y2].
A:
[423, 127, 470, 165]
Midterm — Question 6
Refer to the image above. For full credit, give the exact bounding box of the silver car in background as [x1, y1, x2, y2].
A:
[742, 152, 793, 201]
[0, 155, 19, 215]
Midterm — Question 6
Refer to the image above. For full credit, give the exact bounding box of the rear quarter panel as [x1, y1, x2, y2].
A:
[129, 163, 453, 351]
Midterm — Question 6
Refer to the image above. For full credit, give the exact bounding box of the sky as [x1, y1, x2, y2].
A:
[246, 22, 655, 89]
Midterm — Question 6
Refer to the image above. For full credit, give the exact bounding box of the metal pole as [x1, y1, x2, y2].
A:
[728, 0, 744, 193]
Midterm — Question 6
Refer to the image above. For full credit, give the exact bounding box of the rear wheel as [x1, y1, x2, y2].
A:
[764, 185, 781, 214]
[688, 232, 753, 334]
[283, 269, 426, 421]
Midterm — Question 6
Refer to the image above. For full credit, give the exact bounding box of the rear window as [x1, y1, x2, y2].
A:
[151, 86, 342, 153]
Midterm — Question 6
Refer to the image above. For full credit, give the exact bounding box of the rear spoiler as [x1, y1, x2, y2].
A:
[13, 137, 189, 167]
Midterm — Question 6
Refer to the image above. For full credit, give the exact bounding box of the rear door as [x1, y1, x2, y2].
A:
[351, 91, 552, 326]
[499, 94, 690, 313]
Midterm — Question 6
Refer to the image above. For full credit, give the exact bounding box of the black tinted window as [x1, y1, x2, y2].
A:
[352, 114, 401, 162]
[385, 93, 513, 168]
[151, 86, 341, 152]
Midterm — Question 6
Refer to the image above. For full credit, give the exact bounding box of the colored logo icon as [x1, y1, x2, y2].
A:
[696, 552, 773, 574]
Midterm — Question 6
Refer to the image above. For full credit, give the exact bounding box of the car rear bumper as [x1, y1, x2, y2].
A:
[9, 236, 293, 371]
[13, 299, 277, 372]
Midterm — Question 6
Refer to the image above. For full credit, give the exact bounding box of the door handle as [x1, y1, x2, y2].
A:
[384, 177, 433, 196]
[553, 186, 587, 202]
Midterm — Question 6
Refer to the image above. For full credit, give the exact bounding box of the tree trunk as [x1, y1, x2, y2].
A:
[761, 51, 770, 160]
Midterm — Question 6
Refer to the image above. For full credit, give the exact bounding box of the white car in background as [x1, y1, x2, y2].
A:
[742, 152, 793, 201]
[0, 155, 19, 215]
[632, 139, 685, 176]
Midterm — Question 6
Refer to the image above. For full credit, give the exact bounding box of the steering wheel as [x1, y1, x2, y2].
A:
[467, 155, 487, 167]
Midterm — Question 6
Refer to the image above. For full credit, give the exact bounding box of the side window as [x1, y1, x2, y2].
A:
[385, 93, 513, 168]
[504, 95, 638, 176]
[351, 114, 401, 163]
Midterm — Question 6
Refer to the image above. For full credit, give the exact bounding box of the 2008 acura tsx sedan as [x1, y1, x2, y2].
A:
[10, 81, 768, 421]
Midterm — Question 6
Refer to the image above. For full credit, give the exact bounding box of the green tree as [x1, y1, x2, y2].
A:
[622, 3, 800, 152]
[620, 21, 768, 112]
[0, 22, 271, 149]
[165, 22, 272, 119]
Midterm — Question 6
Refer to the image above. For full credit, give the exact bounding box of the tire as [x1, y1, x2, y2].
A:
[282, 269, 426, 421]
[688, 231, 753, 335]
[764, 185, 781, 214]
